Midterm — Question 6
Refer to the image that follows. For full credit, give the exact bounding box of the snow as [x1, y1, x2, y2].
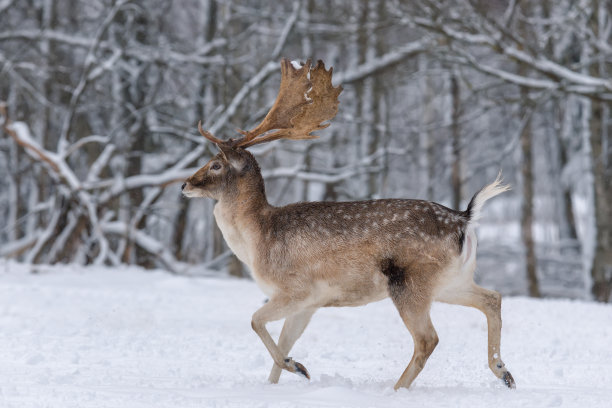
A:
[1, 260, 611, 408]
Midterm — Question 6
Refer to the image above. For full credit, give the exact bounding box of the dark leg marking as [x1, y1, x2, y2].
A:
[380, 257, 406, 287]
[380, 257, 408, 300]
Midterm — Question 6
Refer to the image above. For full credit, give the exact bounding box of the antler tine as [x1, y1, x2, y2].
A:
[198, 120, 225, 145]
[234, 59, 313, 147]
[237, 59, 343, 149]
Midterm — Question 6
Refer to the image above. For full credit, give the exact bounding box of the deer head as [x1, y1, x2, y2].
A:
[181, 59, 343, 202]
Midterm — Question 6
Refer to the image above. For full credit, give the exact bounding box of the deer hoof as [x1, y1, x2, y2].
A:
[284, 358, 310, 380]
[294, 361, 310, 379]
[502, 371, 516, 389]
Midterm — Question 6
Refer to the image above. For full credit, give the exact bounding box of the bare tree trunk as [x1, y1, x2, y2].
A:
[24, 0, 56, 244]
[6, 89, 21, 243]
[588, 0, 612, 302]
[554, 117, 578, 244]
[357, 0, 375, 198]
[519, 88, 541, 298]
[450, 71, 461, 210]
[172, 199, 189, 261]
[173, 0, 219, 261]
[589, 99, 612, 302]
[516, 1, 541, 298]
[300, 0, 314, 202]
[371, 0, 387, 198]
[417, 54, 434, 200]
[551, 117, 582, 256]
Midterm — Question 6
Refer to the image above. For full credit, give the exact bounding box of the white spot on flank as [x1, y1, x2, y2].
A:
[392, 214, 398, 221]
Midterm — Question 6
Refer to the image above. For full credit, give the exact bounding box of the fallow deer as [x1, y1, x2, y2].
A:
[182, 59, 515, 390]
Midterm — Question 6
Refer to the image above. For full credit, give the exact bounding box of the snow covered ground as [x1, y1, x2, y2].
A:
[0, 261, 611, 408]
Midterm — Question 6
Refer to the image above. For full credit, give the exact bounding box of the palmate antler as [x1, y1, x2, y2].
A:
[198, 59, 342, 149]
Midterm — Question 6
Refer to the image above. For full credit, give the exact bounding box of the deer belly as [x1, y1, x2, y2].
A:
[311, 277, 388, 307]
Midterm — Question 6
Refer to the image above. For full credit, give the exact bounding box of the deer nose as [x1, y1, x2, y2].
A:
[181, 183, 186, 190]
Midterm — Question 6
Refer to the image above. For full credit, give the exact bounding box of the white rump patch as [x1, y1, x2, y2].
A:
[461, 227, 477, 266]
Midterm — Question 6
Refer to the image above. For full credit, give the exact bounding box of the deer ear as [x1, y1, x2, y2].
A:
[216, 144, 229, 162]
[217, 144, 246, 171]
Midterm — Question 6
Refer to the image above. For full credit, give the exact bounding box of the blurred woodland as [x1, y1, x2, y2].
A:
[0, 0, 611, 301]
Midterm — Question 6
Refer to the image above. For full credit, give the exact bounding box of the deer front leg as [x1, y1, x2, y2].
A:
[393, 307, 439, 390]
[268, 309, 316, 383]
[251, 297, 311, 380]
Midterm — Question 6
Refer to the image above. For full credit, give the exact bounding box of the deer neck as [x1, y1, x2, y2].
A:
[213, 178, 269, 269]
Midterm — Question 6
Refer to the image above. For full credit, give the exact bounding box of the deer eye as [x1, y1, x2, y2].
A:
[211, 163, 221, 171]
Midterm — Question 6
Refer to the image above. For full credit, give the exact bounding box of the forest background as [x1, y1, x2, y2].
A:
[1, 0, 611, 302]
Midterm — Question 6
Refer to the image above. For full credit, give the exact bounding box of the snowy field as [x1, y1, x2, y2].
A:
[0, 261, 611, 408]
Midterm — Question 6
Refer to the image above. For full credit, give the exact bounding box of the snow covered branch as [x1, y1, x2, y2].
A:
[406, 2, 612, 96]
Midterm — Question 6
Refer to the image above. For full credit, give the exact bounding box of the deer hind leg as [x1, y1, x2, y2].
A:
[438, 283, 515, 388]
[268, 309, 315, 384]
[251, 296, 311, 380]
[381, 258, 439, 390]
